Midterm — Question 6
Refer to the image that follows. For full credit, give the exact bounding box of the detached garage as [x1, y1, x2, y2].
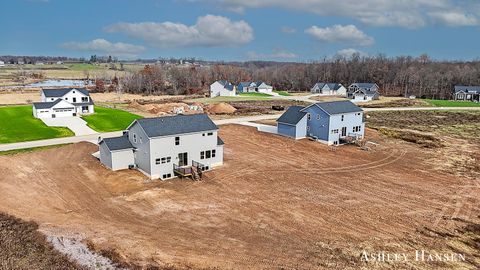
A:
[99, 136, 136, 171]
[276, 106, 308, 139]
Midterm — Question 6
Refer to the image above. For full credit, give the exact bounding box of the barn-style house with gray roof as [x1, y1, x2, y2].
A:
[32, 88, 94, 118]
[277, 101, 365, 145]
[99, 114, 224, 180]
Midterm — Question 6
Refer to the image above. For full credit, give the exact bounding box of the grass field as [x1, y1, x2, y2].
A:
[188, 95, 274, 104]
[424, 99, 480, 107]
[273, 90, 291, 96]
[82, 106, 142, 132]
[0, 106, 74, 144]
[239, 92, 274, 97]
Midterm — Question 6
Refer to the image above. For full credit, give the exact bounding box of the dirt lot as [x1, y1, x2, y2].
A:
[0, 125, 479, 269]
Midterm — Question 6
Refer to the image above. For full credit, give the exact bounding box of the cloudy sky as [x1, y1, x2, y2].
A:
[1, 0, 480, 61]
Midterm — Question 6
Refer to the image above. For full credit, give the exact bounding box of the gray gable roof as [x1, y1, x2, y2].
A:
[277, 106, 307, 125]
[454, 85, 480, 93]
[133, 114, 218, 138]
[239, 82, 251, 87]
[306, 101, 363, 115]
[101, 135, 134, 151]
[313, 83, 343, 90]
[216, 80, 234, 91]
[32, 99, 64, 109]
[42, 88, 90, 97]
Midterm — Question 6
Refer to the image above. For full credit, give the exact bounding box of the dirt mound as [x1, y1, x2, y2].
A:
[207, 102, 237, 114]
[129, 101, 204, 115]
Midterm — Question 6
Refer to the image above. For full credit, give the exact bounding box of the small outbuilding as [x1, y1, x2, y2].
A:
[99, 135, 135, 171]
[276, 106, 308, 139]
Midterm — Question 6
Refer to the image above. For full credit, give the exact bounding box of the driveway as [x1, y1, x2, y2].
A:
[41, 117, 98, 136]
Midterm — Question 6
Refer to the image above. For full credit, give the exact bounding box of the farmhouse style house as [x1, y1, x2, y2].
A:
[99, 114, 224, 180]
[454, 85, 480, 102]
[237, 81, 273, 93]
[347, 83, 380, 102]
[33, 88, 94, 118]
[210, 80, 237, 97]
[277, 101, 365, 145]
[310, 83, 347, 96]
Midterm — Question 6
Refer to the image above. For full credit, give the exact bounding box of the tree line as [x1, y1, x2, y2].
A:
[117, 54, 480, 99]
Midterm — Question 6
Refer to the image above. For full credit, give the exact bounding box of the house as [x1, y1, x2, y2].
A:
[210, 80, 237, 97]
[277, 101, 365, 145]
[311, 83, 347, 96]
[32, 88, 94, 118]
[0, 61, 5, 67]
[347, 83, 380, 102]
[237, 81, 273, 93]
[453, 86, 480, 102]
[99, 114, 224, 180]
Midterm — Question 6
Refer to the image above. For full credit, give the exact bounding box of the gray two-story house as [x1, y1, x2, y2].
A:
[99, 114, 224, 180]
[347, 83, 380, 102]
[277, 101, 365, 145]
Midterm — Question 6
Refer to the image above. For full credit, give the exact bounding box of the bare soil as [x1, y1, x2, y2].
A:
[0, 126, 479, 269]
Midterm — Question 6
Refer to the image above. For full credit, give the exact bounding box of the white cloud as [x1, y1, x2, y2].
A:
[61, 39, 146, 57]
[104, 15, 253, 48]
[429, 11, 479, 26]
[281, 26, 296, 34]
[335, 48, 367, 58]
[305, 25, 374, 46]
[189, 0, 478, 28]
[247, 49, 298, 60]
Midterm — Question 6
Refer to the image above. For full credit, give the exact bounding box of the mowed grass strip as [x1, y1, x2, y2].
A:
[425, 99, 480, 107]
[82, 106, 142, 132]
[0, 106, 74, 144]
[239, 92, 274, 97]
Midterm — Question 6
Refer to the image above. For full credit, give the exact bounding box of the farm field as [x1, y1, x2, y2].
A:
[0, 125, 478, 269]
[82, 106, 142, 132]
[425, 99, 480, 107]
[0, 63, 144, 82]
[0, 105, 73, 143]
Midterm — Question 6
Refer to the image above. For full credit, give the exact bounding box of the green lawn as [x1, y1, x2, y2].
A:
[273, 90, 291, 96]
[82, 106, 142, 132]
[239, 92, 274, 97]
[0, 106, 74, 144]
[424, 99, 480, 107]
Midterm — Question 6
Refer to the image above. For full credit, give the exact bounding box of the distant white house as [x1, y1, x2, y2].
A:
[237, 81, 273, 93]
[0, 61, 5, 67]
[35, 61, 45, 65]
[347, 83, 380, 102]
[454, 85, 480, 102]
[32, 88, 94, 118]
[311, 83, 347, 96]
[210, 80, 237, 97]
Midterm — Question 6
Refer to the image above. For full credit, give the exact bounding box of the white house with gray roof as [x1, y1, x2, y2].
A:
[99, 114, 224, 180]
[347, 83, 380, 102]
[237, 81, 273, 94]
[32, 88, 94, 118]
[454, 85, 480, 102]
[311, 83, 347, 96]
[210, 80, 237, 97]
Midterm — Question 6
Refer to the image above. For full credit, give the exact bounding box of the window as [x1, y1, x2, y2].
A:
[157, 157, 171, 165]
[307, 126, 310, 131]
[65, 98, 68, 100]
[207, 132, 213, 136]
[316, 114, 320, 120]
[202, 133, 205, 136]
[162, 173, 172, 179]
[307, 113, 311, 120]
[206, 150, 211, 159]
[341, 115, 344, 121]
[156, 158, 161, 165]
[175, 137, 180, 145]
[331, 129, 339, 134]
[334, 141, 338, 145]
[133, 133, 137, 143]
[167, 157, 171, 163]
[200, 151, 205, 159]
[212, 150, 216, 158]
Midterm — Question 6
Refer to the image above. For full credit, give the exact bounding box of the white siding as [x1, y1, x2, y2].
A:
[111, 150, 135, 171]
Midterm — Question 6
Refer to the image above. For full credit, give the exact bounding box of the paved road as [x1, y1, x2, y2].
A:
[1, 106, 479, 152]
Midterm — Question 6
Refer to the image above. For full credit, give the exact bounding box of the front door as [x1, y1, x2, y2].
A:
[341, 127, 347, 137]
[178, 152, 188, 166]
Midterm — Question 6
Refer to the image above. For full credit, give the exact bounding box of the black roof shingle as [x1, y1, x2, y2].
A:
[101, 135, 134, 151]
[133, 114, 218, 138]
[276, 106, 307, 125]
